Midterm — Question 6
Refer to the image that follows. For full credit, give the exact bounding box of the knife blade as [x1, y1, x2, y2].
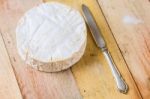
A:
[82, 4, 128, 94]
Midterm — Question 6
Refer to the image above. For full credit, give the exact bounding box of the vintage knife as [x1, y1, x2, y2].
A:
[82, 4, 128, 94]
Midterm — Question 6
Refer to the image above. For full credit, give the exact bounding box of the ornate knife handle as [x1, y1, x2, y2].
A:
[102, 49, 128, 94]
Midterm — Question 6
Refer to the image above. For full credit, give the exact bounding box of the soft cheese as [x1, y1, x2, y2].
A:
[16, 2, 87, 72]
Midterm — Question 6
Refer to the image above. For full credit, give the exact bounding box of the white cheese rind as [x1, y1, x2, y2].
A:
[16, 2, 87, 72]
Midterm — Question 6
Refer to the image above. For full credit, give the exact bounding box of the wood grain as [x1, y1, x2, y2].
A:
[0, 0, 81, 99]
[0, 33, 22, 99]
[97, 0, 150, 98]
[44, 0, 142, 99]
[0, 0, 145, 98]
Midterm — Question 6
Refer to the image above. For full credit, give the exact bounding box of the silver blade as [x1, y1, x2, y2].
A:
[82, 4, 106, 49]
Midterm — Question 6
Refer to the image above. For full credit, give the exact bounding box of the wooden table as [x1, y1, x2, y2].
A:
[0, 0, 149, 99]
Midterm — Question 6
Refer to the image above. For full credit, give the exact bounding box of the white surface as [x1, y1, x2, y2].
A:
[123, 15, 143, 25]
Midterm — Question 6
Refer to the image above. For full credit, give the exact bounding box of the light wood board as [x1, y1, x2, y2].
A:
[97, 0, 150, 98]
[0, 32, 22, 99]
[0, 0, 145, 98]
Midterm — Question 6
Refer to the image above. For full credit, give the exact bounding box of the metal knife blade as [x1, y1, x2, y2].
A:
[82, 4, 106, 50]
[82, 4, 128, 94]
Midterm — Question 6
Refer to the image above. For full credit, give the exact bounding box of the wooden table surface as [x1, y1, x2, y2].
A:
[0, 0, 149, 99]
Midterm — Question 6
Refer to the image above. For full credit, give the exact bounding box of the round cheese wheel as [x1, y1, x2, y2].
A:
[16, 2, 87, 72]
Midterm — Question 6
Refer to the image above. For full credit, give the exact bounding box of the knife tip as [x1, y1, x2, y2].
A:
[82, 4, 87, 10]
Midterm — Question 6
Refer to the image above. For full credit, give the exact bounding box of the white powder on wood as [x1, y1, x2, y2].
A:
[123, 15, 143, 25]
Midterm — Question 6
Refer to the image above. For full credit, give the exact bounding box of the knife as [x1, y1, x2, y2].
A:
[82, 4, 128, 94]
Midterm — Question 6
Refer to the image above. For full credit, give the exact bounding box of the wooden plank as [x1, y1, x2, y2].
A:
[44, 0, 142, 99]
[72, 0, 142, 99]
[0, 32, 22, 99]
[0, 0, 82, 99]
[97, 0, 150, 98]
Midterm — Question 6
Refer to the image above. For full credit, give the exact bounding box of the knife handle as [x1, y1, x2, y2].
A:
[102, 49, 128, 94]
